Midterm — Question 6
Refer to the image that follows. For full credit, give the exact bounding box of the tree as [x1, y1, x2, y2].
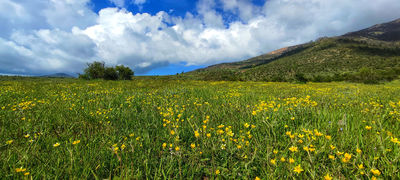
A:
[294, 73, 308, 83]
[80, 62, 134, 80]
[116, 65, 134, 80]
[84, 61, 105, 79]
[103, 67, 118, 80]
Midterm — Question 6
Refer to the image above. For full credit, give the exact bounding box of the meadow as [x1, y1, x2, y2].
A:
[1, 77, 399, 179]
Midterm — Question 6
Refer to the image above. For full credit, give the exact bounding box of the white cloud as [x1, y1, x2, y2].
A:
[0, 29, 96, 75]
[132, 0, 146, 5]
[1, 0, 400, 75]
[43, 0, 97, 30]
[220, 0, 261, 22]
[109, 0, 125, 8]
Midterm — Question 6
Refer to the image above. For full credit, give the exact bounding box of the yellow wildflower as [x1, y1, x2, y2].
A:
[324, 174, 333, 180]
[341, 153, 352, 163]
[190, 143, 196, 149]
[244, 123, 250, 128]
[289, 146, 298, 152]
[365, 126, 372, 130]
[390, 136, 399, 144]
[194, 131, 200, 138]
[72, 140, 80, 145]
[53, 142, 60, 147]
[16, 168, 26, 172]
[270, 159, 276, 165]
[303, 146, 309, 152]
[6, 140, 13, 145]
[356, 148, 362, 154]
[370, 169, 381, 176]
[215, 169, 220, 175]
[293, 165, 304, 174]
[289, 158, 295, 164]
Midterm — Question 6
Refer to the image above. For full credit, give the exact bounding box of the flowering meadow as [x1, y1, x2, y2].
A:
[1, 78, 399, 179]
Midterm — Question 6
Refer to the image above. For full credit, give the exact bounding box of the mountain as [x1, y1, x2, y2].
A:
[343, 18, 400, 41]
[40, 73, 75, 78]
[186, 18, 400, 83]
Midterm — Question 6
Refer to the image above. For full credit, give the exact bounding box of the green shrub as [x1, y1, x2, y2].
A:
[80, 62, 134, 80]
[116, 65, 134, 80]
[84, 61, 105, 80]
[104, 67, 118, 80]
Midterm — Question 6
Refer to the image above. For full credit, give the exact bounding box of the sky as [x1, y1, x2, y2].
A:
[1, 0, 400, 76]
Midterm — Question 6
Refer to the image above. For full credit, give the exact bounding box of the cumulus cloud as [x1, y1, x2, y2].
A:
[109, 0, 125, 8]
[1, 0, 400, 75]
[0, 29, 96, 75]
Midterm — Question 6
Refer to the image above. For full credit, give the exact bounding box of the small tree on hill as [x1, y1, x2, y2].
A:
[294, 73, 308, 83]
[116, 65, 134, 80]
[104, 67, 118, 80]
[80, 61, 134, 80]
[84, 61, 105, 79]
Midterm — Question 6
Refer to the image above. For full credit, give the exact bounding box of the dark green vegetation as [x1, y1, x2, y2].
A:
[79, 61, 134, 80]
[186, 18, 400, 84]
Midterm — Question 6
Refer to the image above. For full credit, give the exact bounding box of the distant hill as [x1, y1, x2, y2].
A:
[186, 18, 400, 83]
[40, 73, 75, 78]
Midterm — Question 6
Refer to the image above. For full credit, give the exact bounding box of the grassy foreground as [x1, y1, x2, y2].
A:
[1, 78, 400, 179]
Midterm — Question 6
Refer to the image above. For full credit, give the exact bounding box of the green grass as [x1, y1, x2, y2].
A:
[1, 77, 400, 179]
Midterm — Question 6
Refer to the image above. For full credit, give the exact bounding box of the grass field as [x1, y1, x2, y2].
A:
[1, 77, 400, 179]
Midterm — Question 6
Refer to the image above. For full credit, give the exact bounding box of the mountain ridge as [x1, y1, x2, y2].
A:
[186, 18, 400, 83]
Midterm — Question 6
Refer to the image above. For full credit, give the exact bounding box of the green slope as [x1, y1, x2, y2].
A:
[186, 18, 400, 83]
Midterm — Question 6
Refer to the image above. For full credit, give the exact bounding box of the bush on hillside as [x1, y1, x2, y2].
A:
[104, 67, 119, 80]
[79, 61, 134, 80]
[116, 65, 134, 80]
[84, 61, 105, 79]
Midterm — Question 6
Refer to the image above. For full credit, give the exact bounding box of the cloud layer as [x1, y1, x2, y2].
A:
[1, 0, 400, 75]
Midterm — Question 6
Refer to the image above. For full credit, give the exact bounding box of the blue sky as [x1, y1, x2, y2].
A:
[91, 0, 197, 17]
[1, 0, 400, 76]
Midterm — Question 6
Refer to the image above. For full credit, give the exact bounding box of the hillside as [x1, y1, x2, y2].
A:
[186, 18, 400, 83]
[343, 18, 400, 41]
